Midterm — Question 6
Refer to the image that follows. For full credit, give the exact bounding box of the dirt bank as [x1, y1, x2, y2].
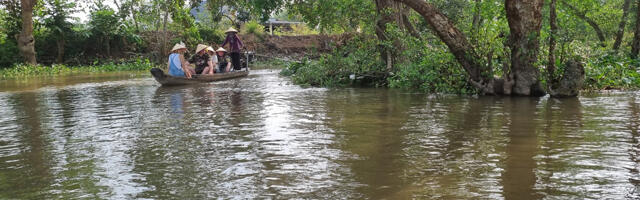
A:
[241, 34, 353, 61]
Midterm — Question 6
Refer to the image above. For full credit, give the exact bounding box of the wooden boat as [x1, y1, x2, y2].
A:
[150, 68, 249, 86]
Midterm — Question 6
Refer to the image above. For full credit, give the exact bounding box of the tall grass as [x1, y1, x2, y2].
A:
[242, 20, 265, 36]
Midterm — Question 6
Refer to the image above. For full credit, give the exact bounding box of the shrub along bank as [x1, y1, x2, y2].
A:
[280, 33, 640, 93]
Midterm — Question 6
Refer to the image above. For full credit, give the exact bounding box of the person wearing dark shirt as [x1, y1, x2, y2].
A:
[221, 27, 244, 71]
[189, 44, 213, 74]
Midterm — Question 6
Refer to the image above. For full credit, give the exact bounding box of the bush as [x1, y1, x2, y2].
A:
[583, 53, 640, 90]
[0, 9, 21, 68]
[0, 40, 20, 68]
[389, 50, 475, 94]
[242, 20, 265, 36]
[199, 26, 225, 44]
[275, 24, 319, 36]
[281, 35, 385, 87]
[280, 25, 476, 93]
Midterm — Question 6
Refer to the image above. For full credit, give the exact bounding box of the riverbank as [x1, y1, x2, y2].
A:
[0, 34, 335, 79]
[277, 34, 640, 93]
[0, 59, 158, 79]
[5, 32, 640, 94]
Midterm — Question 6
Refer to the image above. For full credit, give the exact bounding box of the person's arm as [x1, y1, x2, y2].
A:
[221, 36, 229, 48]
[180, 54, 192, 78]
[236, 35, 244, 49]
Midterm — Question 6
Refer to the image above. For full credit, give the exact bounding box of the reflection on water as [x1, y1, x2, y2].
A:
[1, 70, 640, 199]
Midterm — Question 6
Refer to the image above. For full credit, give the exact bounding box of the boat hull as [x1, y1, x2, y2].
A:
[150, 68, 249, 86]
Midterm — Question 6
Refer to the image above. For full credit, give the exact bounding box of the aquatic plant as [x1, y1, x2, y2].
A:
[0, 58, 158, 79]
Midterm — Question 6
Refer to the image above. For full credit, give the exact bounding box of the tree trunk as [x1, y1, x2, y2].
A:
[131, 0, 139, 32]
[402, 13, 420, 38]
[374, 0, 404, 71]
[161, 0, 170, 59]
[471, 0, 482, 45]
[633, 0, 640, 57]
[614, 0, 632, 50]
[548, 0, 558, 84]
[56, 33, 65, 63]
[105, 36, 111, 57]
[562, 1, 607, 47]
[471, 0, 482, 31]
[505, 0, 545, 96]
[18, 0, 37, 65]
[394, 0, 496, 94]
[547, 0, 583, 98]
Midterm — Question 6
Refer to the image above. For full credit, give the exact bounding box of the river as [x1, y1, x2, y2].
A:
[0, 69, 639, 199]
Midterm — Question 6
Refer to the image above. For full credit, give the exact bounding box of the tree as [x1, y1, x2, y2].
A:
[504, 0, 545, 96]
[89, 6, 119, 57]
[285, 0, 376, 33]
[374, 0, 404, 71]
[613, 0, 632, 50]
[632, 0, 640, 57]
[561, 1, 607, 47]
[42, 0, 75, 63]
[393, 0, 551, 96]
[0, 0, 22, 38]
[548, 0, 558, 84]
[392, 0, 496, 94]
[18, 0, 36, 64]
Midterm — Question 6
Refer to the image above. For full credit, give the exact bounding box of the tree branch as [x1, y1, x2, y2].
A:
[561, 1, 607, 47]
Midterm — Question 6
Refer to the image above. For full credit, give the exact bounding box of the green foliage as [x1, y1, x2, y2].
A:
[241, 20, 265, 36]
[169, 0, 201, 46]
[42, 0, 75, 37]
[0, 9, 20, 68]
[583, 53, 640, 90]
[0, 58, 157, 79]
[0, 0, 22, 38]
[281, 35, 385, 87]
[389, 50, 476, 94]
[0, 40, 20, 68]
[89, 8, 119, 39]
[2, 0, 640, 95]
[285, 0, 376, 33]
[383, 24, 476, 94]
[273, 23, 319, 36]
[198, 25, 225, 44]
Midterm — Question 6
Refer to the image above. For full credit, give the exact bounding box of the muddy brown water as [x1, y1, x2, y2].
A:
[1, 70, 639, 199]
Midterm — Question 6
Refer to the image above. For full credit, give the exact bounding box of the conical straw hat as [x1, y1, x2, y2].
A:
[216, 47, 227, 52]
[225, 27, 238, 33]
[195, 44, 209, 54]
[206, 46, 214, 52]
[171, 42, 187, 52]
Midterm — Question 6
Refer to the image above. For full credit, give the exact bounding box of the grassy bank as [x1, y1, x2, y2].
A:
[0, 59, 158, 79]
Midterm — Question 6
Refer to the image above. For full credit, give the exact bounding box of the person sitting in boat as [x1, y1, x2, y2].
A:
[189, 44, 214, 75]
[168, 42, 194, 78]
[206, 46, 218, 73]
[220, 27, 244, 71]
[215, 47, 232, 73]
